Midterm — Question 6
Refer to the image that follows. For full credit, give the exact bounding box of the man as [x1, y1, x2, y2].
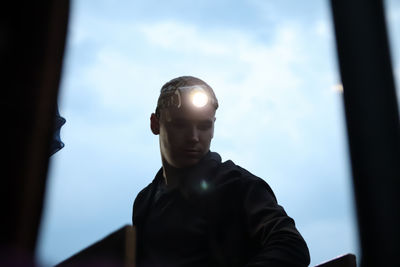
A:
[132, 76, 310, 267]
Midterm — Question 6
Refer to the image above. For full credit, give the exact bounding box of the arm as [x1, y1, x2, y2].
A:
[243, 178, 310, 267]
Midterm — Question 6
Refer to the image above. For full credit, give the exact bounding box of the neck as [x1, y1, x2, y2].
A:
[161, 159, 186, 188]
[161, 152, 212, 187]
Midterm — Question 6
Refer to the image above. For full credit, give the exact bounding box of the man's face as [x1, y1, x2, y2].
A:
[152, 104, 216, 168]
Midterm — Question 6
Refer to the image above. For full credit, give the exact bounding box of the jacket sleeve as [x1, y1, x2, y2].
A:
[242, 178, 310, 267]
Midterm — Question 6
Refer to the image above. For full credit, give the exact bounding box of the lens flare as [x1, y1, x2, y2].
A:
[192, 91, 208, 107]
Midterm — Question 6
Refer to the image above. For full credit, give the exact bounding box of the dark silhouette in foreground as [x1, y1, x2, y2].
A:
[132, 76, 310, 266]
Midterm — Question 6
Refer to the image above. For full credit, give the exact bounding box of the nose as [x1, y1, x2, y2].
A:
[188, 126, 199, 143]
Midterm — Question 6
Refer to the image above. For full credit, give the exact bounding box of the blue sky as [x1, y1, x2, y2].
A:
[36, 0, 400, 266]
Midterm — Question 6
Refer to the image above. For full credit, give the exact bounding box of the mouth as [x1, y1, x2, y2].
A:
[183, 149, 202, 156]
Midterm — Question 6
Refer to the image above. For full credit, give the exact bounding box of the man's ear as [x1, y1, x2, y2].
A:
[150, 113, 160, 135]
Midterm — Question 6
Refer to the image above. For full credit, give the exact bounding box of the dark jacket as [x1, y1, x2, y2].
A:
[132, 152, 310, 267]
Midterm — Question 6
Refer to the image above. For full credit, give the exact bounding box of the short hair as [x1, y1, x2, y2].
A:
[155, 76, 218, 117]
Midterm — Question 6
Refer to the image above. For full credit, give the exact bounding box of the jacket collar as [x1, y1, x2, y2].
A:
[153, 151, 222, 197]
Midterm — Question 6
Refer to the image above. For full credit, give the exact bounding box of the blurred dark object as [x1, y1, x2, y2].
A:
[315, 254, 356, 267]
[0, 0, 70, 264]
[50, 104, 66, 156]
[330, 0, 400, 266]
[56, 225, 136, 267]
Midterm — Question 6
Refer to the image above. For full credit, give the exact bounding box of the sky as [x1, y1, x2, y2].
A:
[36, 0, 400, 266]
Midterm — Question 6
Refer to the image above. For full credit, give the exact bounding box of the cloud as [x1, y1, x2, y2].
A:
[136, 20, 313, 147]
[138, 21, 231, 56]
[84, 48, 157, 112]
[62, 16, 345, 191]
[66, 17, 318, 151]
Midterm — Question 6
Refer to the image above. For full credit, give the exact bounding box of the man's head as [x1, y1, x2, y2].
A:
[150, 76, 218, 168]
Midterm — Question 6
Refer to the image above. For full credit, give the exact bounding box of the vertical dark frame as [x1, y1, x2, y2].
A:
[330, 0, 400, 266]
[1, 0, 70, 263]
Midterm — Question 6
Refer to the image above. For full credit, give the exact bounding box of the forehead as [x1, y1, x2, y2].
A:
[160, 104, 216, 122]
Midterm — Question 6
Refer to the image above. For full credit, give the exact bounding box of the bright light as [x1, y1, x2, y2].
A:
[192, 91, 208, 107]
[201, 180, 208, 190]
[332, 83, 344, 93]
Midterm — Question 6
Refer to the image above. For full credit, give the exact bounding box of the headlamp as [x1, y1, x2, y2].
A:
[180, 86, 209, 108]
[157, 85, 217, 111]
[191, 90, 208, 108]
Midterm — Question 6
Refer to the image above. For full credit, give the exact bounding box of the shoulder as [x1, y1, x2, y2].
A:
[216, 160, 277, 202]
[217, 159, 271, 187]
[133, 168, 163, 210]
[134, 182, 154, 205]
[132, 181, 156, 225]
